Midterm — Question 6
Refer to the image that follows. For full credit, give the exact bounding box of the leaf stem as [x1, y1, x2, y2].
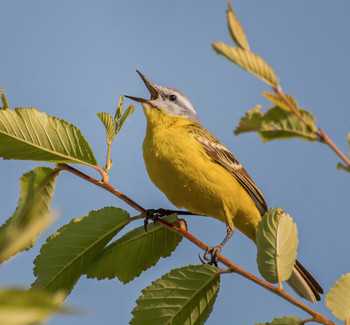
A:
[105, 141, 112, 173]
[58, 163, 335, 325]
[272, 85, 350, 167]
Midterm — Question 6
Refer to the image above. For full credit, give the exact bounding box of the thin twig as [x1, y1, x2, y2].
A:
[57, 163, 146, 215]
[272, 85, 350, 167]
[272, 85, 315, 131]
[318, 128, 350, 166]
[58, 163, 335, 325]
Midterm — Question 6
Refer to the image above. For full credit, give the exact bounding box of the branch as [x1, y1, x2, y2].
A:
[57, 163, 335, 325]
[57, 164, 146, 215]
[272, 85, 350, 167]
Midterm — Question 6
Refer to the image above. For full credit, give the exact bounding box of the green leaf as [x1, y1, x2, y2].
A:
[32, 207, 130, 296]
[0, 288, 70, 325]
[117, 104, 135, 132]
[212, 43, 278, 86]
[0, 107, 97, 165]
[262, 91, 299, 112]
[1, 89, 8, 109]
[86, 214, 182, 284]
[256, 208, 298, 284]
[97, 112, 115, 141]
[325, 273, 350, 322]
[227, 2, 250, 50]
[130, 264, 220, 325]
[114, 95, 123, 122]
[337, 163, 350, 173]
[234, 105, 318, 142]
[256, 316, 302, 325]
[0, 167, 59, 263]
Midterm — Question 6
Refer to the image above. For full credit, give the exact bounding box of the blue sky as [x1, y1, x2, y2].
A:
[1, 1, 349, 324]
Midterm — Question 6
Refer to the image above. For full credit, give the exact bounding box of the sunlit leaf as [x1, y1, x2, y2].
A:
[86, 214, 182, 284]
[256, 208, 298, 284]
[1, 89, 8, 109]
[0, 288, 70, 325]
[130, 264, 220, 325]
[32, 207, 130, 297]
[212, 42, 278, 86]
[114, 95, 123, 122]
[234, 105, 318, 142]
[326, 273, 350, 322]
[0, 167, 59, 263]
[117, 104, 134, 132]
[0, 107, 97, 165]
[227, 2, 249, 50]
[256, 316, 302, 325]
[262, 91, 299, 112]
[96, 112, 115, 141]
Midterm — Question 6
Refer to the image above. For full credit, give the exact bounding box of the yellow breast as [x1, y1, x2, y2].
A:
[142, 107, 261, 241]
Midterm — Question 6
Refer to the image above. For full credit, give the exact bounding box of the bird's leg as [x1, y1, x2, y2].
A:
[204, 224, 234, 267]
[144, 208, 197, 231]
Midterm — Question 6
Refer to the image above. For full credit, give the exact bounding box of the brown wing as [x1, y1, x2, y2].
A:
[187, 123, 268, 215]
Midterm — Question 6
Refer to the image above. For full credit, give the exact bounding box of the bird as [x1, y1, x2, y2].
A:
[125, 70, 323, 303]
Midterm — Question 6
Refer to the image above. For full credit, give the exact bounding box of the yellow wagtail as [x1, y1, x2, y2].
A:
[126, 71, 323, 302]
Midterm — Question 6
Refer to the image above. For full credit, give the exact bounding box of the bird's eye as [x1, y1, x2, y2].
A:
[169, 94, 177, 101]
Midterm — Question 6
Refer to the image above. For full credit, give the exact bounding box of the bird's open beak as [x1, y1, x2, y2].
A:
[125, 70, 159, 103]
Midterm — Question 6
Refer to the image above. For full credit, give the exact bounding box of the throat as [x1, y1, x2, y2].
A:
[144, 107, 187, 130]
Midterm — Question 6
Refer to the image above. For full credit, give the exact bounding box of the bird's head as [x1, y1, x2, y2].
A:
[125, 70, 199, 122]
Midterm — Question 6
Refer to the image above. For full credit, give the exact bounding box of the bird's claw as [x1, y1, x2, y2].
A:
[144, 208, 172, 231]
[203, 246, 222, 268]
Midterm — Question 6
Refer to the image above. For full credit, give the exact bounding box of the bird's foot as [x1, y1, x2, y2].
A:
[144, 208, 178, 231]
[203, 245, 223, 268]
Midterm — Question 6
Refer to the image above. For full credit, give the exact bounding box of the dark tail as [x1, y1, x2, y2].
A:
[287, 260, 323, 303]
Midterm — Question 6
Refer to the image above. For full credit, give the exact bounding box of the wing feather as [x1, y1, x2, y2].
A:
[187, 123, 268, 215]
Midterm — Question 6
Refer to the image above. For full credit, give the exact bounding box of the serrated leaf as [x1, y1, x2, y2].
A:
[32, 207, 130, 296]
[86, 214, 182, 284]
[130, 264, 220, 325]
[97, 112, 115, 141]
[262, 91, 299, 112]
[256, 208, 298, 284]
[1, 89, 8, 109]
[227, 2, 249, 50]
[0, 288, 70, 325]
[234, 105, 318, 142]
[256, 316, 302, 325]
[115, 95, 123, 121]
[0, 107, 97, 165]
[212, 43, 278, 86]
[325, 273, 350, 321]
[118, 104, 134, 131]
[0, 167, 59, 263]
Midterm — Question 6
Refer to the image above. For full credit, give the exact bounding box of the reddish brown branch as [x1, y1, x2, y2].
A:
[318, 128, 350, 166]
[155, 218, 334, 325]
[58, 163, 335, 325]
[57, 163, 146, 215]
[272, 85, 350, 167]
[272, 85, 315, 131]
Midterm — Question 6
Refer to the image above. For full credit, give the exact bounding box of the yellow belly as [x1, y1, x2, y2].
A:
[142, 114, 261, 241]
